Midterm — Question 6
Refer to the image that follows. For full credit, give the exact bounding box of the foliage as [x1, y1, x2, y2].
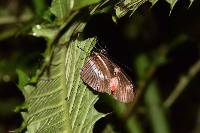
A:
[18, 38, 106, 133]
[0, 0, 199, 133]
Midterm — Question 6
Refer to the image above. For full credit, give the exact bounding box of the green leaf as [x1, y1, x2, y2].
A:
[144, 81, 171, 133]
[189, 0, 194, 7]
[73, 0, 102, 10]
[150, 0, 194, 12]
[190, 0, 194, 6]
[32, 0, 47, 16]
[50, 0, 72, 19]
[16, 69, 30, 91]
[102, 124, 115, 133]
[149, 0, 159, 6]
[115, 0, 148, 18]
[166, 0, 177, 11]
[135, 54, 150, 80]
[20, 37, 106, 133]
[43, 9, 55, 22]
[50, 0, 103, 20]
[125, 116, 144, 133]
[32, 24, 58, 42]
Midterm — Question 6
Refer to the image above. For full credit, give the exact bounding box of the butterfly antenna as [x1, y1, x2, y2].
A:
[92, 39, 101, 51]
[94, 39, 110, 56]
[111, 56, 134, 74]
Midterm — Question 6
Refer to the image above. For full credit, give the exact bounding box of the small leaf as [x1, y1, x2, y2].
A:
[73, 0, 102, 10]
[125, 116, 144, 133]
[166, 0, 177, 11]
[188, 0, 194, 7]
[32, 0, 47, 16]
[135, 54, 150, 80]
[115, 0, 148, 18]
[43, 9, 55, 22]
[16, 69, 30, 91]
[19, 37, 106, 133]
[153, 46, 168, 66]
[102, 124, 115, 133]
[32, 24, 57, 42]
[50, 0, 72, 19]
[149, 0, 159, 6]
[144, 81, 171, 133]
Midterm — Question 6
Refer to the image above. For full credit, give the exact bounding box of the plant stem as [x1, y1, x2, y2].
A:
[164, 59, 200, 108]
[145, 81, 171, 133]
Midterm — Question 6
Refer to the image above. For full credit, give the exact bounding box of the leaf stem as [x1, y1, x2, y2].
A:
[30, 11, 79, 83]
[123, 45, 168, 119]
[144, 81, 171, 133]
[164, 59, 200, 108]
[123, 35, 188, 119]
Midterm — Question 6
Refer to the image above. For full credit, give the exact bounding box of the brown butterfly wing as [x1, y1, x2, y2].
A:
[92, 52, 116, 93]
[113, 69, 135, 103]
[81, 52, 111, 92]
[98, 53, 135, 102]
[81, 51, 135, 103]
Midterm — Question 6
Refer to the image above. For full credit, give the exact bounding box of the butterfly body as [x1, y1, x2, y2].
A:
[81, 51, 135, 103]
[109, 77, 118, 93]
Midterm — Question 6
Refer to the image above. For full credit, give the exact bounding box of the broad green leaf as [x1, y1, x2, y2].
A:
[20, 37, 106, 133]
[50, 0, 72, 19]
[50, 0, 104, 19]
[73, 0, 103, 10]
[58, 21, 87, 44]
[115, 0, 148, 18]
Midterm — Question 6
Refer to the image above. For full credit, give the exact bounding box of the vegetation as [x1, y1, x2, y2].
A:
[0, 0, 199, 133]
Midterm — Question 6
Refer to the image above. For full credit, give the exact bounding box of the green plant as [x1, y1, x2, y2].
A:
[0, 0, 197, 133]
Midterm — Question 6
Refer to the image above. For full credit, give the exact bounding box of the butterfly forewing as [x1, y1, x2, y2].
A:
[81, 52, 110, 92]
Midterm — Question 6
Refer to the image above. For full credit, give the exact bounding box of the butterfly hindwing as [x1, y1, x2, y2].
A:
[95, 53, 135, 102]
[113, 68, 135, 102]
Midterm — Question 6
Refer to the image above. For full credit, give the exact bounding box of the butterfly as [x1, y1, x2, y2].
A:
[81, 51, 135, 103]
